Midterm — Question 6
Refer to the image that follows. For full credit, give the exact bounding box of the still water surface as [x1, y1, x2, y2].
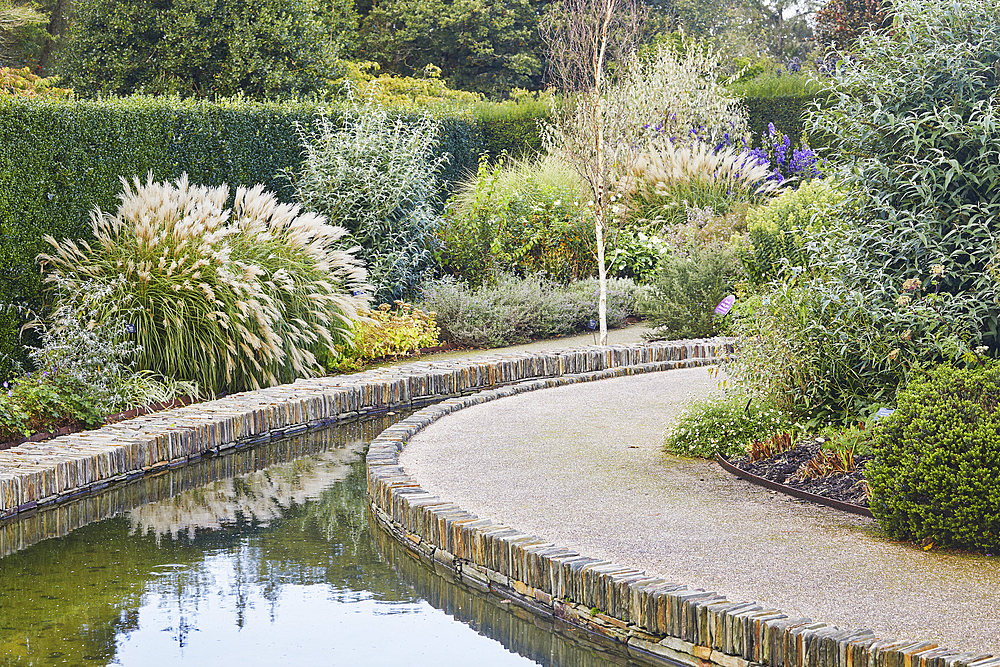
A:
[0, 414, 644, 667]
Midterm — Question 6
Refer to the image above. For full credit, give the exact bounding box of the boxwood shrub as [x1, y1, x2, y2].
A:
[867, 362, 1000, 552]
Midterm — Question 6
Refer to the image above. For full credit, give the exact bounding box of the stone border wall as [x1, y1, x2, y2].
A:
[0, 339, 728, 521]
[366, 371, 999, 667]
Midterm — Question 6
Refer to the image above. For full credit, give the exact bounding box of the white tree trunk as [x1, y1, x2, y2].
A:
[595, 212, 608, 346]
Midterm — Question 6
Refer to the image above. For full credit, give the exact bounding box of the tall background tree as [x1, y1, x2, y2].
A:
[0, 0, 48, 66]
[58, 0, 354, 98]
[356, 0, 547, 97]
[813, 0, 889, 50]
[539, 0, 646, 344]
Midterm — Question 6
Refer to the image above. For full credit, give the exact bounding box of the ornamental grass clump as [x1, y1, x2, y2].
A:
[40, 173, 368, 394]
[626, 139, 779, 225]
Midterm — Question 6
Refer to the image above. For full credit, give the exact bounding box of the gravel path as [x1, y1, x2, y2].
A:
[400, 368, 1000, 657]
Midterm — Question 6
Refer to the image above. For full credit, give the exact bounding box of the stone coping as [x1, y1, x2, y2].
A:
[366, 368, 998, 667]
[0, 339, 729, 521]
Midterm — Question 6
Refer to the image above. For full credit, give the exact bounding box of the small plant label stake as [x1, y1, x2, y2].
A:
[873, 407, 895, 421]
[714, 295, 736, 317]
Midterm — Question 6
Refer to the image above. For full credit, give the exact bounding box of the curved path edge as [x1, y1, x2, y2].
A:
[0, 339, 726, 528]
[367, 377, 997, 667]
[715, 454, 874, 519]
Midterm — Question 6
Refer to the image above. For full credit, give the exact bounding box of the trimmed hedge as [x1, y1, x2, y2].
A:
[868, 362, 1000, 552]
[0, 95, 490, 380]
[743, 95, 819, 143]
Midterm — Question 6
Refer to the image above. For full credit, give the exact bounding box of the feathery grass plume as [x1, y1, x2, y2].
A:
[626, 139, 780, 226]
[40, 173, 368, 394]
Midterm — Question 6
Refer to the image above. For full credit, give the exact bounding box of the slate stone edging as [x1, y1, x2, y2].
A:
[366, 364, 998, 667]
[0, 339, 729, 523]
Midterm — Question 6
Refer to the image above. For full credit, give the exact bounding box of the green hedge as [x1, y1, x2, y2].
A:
[742, 95, 820, 143]
[0, 95, 491, 380]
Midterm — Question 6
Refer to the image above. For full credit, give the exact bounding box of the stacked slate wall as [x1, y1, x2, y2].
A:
[0, 339, 728, 520]
[365, 355, 998, 667]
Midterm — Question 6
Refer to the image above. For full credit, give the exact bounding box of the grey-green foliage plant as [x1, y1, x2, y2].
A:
[808, 0, 1000, 349]
[421, 274, 640, 348]
[640, 241, 741, 341]
[867, 361, 1000, 552]
[292, 92, 448, 303]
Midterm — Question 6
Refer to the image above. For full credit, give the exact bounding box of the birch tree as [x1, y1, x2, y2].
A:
[539, 0, 645, 346]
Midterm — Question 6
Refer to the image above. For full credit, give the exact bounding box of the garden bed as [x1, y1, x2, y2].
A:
[718, 438, 873, 517]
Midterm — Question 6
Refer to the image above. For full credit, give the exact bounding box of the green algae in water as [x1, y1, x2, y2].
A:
[0, 415, 641, 667]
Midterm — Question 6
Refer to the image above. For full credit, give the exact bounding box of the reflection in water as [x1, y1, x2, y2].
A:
[373, 521, 641, 667]
[0, 415, 650, 667]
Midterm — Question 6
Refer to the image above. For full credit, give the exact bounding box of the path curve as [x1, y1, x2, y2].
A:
[400, 369, 1000, 656]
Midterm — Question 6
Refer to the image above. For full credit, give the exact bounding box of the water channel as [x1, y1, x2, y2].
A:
[0, 413, 649, 667]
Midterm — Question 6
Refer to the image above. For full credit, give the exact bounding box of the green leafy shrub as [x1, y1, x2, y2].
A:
[40, 174, 368, 394]
[439, 154, 596, 285]
[740, 96, 822, 146]
[474, 92, 548, 158]
[59, 0, 351, 99]
[606, 230, 670, 284]
[0, 277, 200, 441]
[728, 268, 980, 424]
[739, 179, 847, 284]
[808, 0, 1000, 351]
[421, 274, 639, 348]
[290, 94, 447, 303]
[0, 368, 103, 441]
[867, 362, 1000, 552]
[640, 242, 741, 340]
[664, 393, 799, 459]
[730, 74, 826, 99]
[330, 302, 439, 372]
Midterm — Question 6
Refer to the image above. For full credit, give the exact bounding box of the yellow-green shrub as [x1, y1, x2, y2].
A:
[331, 302, 439, 371]
[738, 179, 846, 284]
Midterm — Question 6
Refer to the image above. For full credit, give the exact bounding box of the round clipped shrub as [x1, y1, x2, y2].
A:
[868, 363, 1000, 551]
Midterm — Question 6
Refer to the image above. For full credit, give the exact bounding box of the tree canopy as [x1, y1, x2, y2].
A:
[356, 0, 547, 97]
[59, 0, 354, 98]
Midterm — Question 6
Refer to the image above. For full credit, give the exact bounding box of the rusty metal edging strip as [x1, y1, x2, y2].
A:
[715, 454, 874, 519]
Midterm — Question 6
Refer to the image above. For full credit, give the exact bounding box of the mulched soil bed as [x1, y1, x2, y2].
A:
[728, 438, 873, 508]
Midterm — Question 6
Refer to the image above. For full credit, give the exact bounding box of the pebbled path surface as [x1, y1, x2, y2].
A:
[400, 368, 1000, 656]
